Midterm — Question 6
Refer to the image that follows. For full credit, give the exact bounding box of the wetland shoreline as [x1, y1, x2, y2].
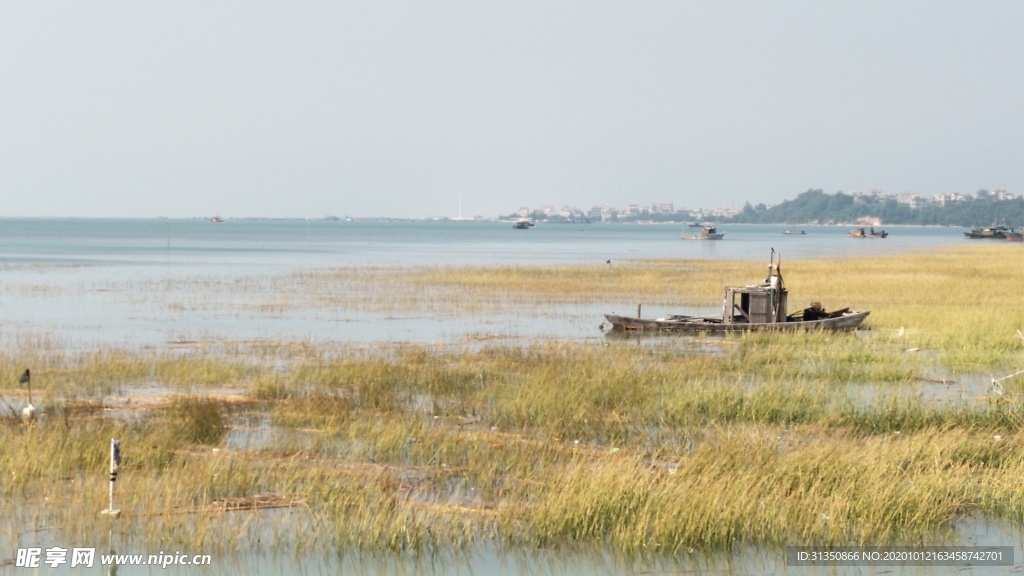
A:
[3, 244, 1024, 573]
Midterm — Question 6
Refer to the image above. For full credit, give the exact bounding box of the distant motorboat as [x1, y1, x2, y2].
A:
[848, 227, 887, 239]
[211, 217, 224, 223]
[513, 219, 534, 229]
[964, 225, 1015, 239]
[681, 225, 724, 240]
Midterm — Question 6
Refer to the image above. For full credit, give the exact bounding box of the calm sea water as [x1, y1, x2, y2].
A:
[0, 218, 971, 268]
[0, 219, 982, 349]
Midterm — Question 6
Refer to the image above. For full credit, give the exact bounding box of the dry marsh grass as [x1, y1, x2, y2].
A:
[3, 245, 1024, 558]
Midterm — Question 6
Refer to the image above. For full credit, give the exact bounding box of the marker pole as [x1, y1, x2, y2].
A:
[101, 439, 121, 518]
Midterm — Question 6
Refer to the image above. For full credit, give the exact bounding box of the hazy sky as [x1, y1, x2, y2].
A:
[2, 2, 1022, 219]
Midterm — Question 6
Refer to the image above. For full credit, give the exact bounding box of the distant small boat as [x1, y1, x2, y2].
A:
[211, 217, 224, 223]
[513, 219, 534, 229]
[848, 227, 887, 239]
[1006, 231, 1022, 242]
[964, 225, 1015, 239]
[681, 225, 724, 240]
[783, 230, 807, 235]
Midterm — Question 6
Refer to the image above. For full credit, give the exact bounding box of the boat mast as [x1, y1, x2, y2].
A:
[768, 249, 785, 321]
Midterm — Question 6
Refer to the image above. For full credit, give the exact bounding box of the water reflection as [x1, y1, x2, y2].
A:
[31, 528, 1022, 575]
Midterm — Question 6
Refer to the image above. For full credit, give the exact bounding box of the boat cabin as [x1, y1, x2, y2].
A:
[721, 261, 787, 324]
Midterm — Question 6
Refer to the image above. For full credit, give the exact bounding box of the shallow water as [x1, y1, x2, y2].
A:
[0, 219, 983, 351]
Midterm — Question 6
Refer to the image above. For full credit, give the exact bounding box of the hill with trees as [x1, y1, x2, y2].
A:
[726, 189, 1024, 226]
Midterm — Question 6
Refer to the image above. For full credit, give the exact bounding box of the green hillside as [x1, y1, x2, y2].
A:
[726, 189, 1023, 226]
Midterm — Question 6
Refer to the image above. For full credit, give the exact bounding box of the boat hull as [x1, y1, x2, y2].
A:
[603, 310, 869, 333]
[964, 232, 1009, 239]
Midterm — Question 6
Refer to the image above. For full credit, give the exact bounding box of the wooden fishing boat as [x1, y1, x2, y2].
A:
[602, 251, 869, 333]
[604, 308, 869, 333]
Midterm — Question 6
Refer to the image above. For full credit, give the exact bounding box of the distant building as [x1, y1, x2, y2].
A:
[934, 193, 970, 206]
[907, 195, 928, 209]
[707, 207, 741, 219]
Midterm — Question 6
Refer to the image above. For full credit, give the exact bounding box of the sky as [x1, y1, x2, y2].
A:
[2, 2, 1023, 219]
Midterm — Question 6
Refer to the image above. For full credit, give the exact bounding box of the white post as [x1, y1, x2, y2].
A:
[102, 439, 121, 518]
